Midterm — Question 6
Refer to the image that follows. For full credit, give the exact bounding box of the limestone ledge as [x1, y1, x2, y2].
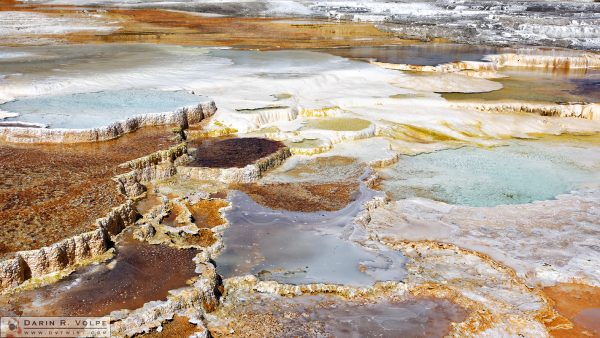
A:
[371, 60, 497, 76]
[371, 52, 600, 77]
[224, 275, 407, 300]
[133, 195, 227, 256]
[115, 143, 190, 198]
[0, 201, 137, 290]
[352, 198, 563, 337]
[485, 53, 600, 70]
[454, 102, 600, 121]
[286, 124, 377, 155]
[219, 276, 491, 338]
[0, 142, 193, 291]
[109, 257, 221, 337]
[178, 147, 291, 184]
[0, 101, 216, 144]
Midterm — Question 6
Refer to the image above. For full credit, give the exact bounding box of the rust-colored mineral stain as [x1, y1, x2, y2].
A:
[187, 199, 228, 228]
[141, 316, 202, 338]
[63, 9, 416, 50]
[544, 283, 600, 338]
[0, 127, 176, 258]
[232, 182, 359, 212]
[188, 138, 284, 168]
[161, 202, 186, 227]
[0, 2, 418, 49]
[0, 239, 198, 317]
[181, 229, 218, 247]
[283, 156, 359, 178]
[136, 194, 164, 216]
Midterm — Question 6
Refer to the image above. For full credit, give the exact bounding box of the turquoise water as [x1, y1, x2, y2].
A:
[1, 89, 204, 129]
[380, 141, 600, 207]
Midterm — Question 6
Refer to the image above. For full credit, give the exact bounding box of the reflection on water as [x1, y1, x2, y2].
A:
[443, 69, 600, 103]
[0, 239, 198, 317]
[209, 294, 468, 338]
[315, 43, 504, 66]
[188, 137, 285, 168]
[215, 184, 406, 286]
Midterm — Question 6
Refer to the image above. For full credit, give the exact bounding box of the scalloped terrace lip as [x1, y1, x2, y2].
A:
[1, 1, 600, 337]
[188, 137, 286, 168]
[0, 238, 198, 317]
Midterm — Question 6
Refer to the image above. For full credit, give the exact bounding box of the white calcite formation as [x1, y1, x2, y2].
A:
[0, 101, 216, 143]
[178, 146, 292, 184]
[0, 11, 117, 45]
[453, 102, 600, 121]
[309, 0, 600, 50]
[485, 52, 600, 69]
[2, 45, 599, 151]
[372, 51, 600, 81]
[16, 0, 600, 50]
[0, 110, 18, 120]
[1, 23, 600, 337]
[0, 142, 195, 290]
[365, 189, 600, 288]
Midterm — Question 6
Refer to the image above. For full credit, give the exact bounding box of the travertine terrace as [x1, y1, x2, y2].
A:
[1, 0, 600, 337]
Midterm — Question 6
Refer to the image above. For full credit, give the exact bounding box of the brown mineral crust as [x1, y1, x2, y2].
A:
[0, 239, 199, 317]
[181, 229, 218, 248]
[161, 202, 186, 227]
[281, 156, 361, 180]
[543, 283, 600, 338]
[208, 293, 467, 338]
[231, 182, 360, 212]
[140, 316, 203, 338]
[188, 137, 286, 168]
[0, 127, 176, 257]
[0, 1, 420, 50]
[65, 9, 416, 50]
[187, 199, 228, 228]
[208, 313, 288, 338]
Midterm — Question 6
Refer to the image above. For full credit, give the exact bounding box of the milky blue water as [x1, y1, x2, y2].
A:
[380, 141, 600, 207]
[1, 89, 203, 129]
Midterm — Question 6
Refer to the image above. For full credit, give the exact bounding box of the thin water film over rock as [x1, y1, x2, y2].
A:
[1, 1, 600, 336]
[216, 186, 406, 286]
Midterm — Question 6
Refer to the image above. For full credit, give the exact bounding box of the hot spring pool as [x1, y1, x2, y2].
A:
[380, 140, 600, 207]
[0, 89, 205, 129]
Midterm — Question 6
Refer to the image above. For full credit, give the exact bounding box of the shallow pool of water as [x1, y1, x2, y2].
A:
[1, 89, 204, 129]
[304, 117, 372, 131]
[314, 43, 504, 66]
[380, 140, 600, 207]
[209, 294, 467, 338]
[188, 137, 285, 168]
[574, 308, 600, 336]
[0, 239, 198, 317]
[215, 184, 406, 286]
[443, 69, 600, 103]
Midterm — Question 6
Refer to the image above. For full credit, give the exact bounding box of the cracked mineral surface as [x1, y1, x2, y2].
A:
[1, 0, 600, 336]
